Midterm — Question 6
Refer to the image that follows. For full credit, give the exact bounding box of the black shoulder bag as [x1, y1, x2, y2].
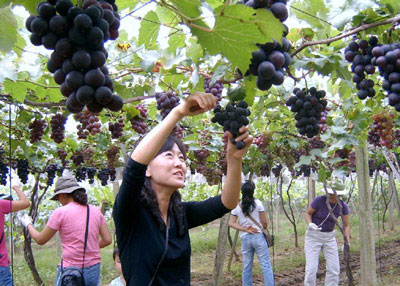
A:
[248, 214, 274, 248]
[60, 205, 90, 286]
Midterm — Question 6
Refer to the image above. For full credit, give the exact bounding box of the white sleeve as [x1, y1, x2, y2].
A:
[256, 200, 265, 212]
[231, 205, 240, 216]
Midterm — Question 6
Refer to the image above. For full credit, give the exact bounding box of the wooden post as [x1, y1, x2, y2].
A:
[355, 143, 377, 286]
[227, 228, 240, 271]
[308, 177, 315, 206]
[388, 171, 395, 231]
[211, 213, 230, 286]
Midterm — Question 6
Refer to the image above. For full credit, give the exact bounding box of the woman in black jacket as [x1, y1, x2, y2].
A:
[113, 92, 253, 286]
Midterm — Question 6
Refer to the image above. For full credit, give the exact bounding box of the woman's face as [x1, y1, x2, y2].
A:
[146, 143, 187, 191]
[328, 193, 338, 203]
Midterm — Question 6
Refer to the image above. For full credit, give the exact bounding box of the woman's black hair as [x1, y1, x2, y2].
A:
[113, 247, 119, 261]
[241, 181, 256, 216]
[140, 135, 186, 236]
[71, 189, 88, 205]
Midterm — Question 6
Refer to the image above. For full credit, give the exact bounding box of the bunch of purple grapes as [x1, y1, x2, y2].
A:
[155, 91, 180, 119]
[74, 109, 102, 139]
[97, 167, 110, 186]
[45, 163, 58, 186]
[29, 118, 47, 143]
[344, 36, 379, 100]
[204, 78, 223, 101]
[25, 0, 123, 113]
[130, 104, 148, 134]
[50, 113, 67, 143]
[0, 160, 8, 186]
[71, 150, 85, 166]
[309, 137, 325, 149]
[86, 167, 97, 183]
[253, 133, 272, 154]
[75, 166, 87, 182]
[109, 117, 124, 138]
[271, 164, 282, 177]
[285, 87, 327, 138]
[211, 101, 250, 150]
[17, 159, 29, 184]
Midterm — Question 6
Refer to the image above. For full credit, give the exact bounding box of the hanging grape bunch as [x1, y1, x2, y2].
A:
[367, 110, 394, 148]
[319, 106, 330, 133]
[155, 91, 180, 119]
[204, 78, 224, 102]
[130, 104, 148, 134]
[50, 113, 67, 143]
[211, 101, 250, 150]
[285, 87, 327, 138]
[253, 131, 272, 154]
[25, 0, 123, 114]
[45, 163, 58, 186]
[0, 160, 8, 186]
[109, 117, 125, 139]
[240, 0, 291, 91]
[344, 36, 379, 100]
[28, 118, 47, 143]
[17, 159, 29, 184]
[370, 42, 400, 111]
[86, 167, 97, 183]
[75, 166, 87, 182]
[74, 109, 102, 139]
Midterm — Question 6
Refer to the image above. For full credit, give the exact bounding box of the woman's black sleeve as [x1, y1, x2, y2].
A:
[112, 158, 147, 227]
[184, 195, 230, 229]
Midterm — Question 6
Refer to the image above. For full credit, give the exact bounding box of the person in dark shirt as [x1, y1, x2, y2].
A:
[113, 92, 253, 286]
[304, 181, 350, 286]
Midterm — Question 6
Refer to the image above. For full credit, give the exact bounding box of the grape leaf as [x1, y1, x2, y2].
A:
[116, 0, 140, 11]
[291, 0, 329, 29]
[191, 5, 269, 74]
[0, 6, 17, 53]
[186, 42, 203, 63]
[254, 9, 285, 43]
[170, 0, 202, 18]
[138, 11, 160, 48]
[167, 33, 186, 55]
[3, 79, 27, 102]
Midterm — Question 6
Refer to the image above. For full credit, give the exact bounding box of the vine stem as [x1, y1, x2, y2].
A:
[291, 14, 400, 57]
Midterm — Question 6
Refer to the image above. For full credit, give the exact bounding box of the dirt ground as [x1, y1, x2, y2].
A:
[191, 239, 400, 285]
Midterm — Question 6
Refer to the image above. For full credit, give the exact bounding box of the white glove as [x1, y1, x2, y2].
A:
[341, 243, 350, 252]
[19, 214, 32, 228]
[7, 174, 21, 190]
[308, 223, 321, 231]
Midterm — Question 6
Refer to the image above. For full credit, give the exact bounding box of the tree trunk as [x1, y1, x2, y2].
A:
[227, 228, 240, 271]
[355, 143, 377, 286]
[388, 171, 395, 231]
[275, 178, 281, 229]
[211, 213, 230, 286]
[308, 176, 315, 206]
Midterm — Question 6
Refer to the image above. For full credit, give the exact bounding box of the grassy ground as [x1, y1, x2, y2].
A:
[8, 213, 400, 285]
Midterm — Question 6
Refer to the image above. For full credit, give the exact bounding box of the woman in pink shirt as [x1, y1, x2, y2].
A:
[20, 175, 112, 286]
[1, 183, 30, 286]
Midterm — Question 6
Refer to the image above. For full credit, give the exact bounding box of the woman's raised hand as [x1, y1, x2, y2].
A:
[225, 126, 253, 160]
[174, 92, 217, 118]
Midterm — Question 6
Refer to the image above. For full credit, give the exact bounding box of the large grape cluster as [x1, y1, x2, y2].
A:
[370, 42, 400, 110]
[155, 91, 180, 119]
[97, 167, 110, 186]
[130, 104, 148, 134]
[309, 137, 325, 149]
[285, 87, 327, 138]
[344, 36, 379, 100]
[241, 0, 291, 91]
[109, 117, 125, 139]
[106, 145, 119, 168]
[204, 78, 224, 102]
[367, 110, 394, 148]
[74, 109, 101, 139]
[86, 167, 97, 183]
[271, 164, 283, 177]
[75, 166, 87, 182]
[17, 159, 29, 184]
[71, 150, 85, 166]
[25, 0, 123, 113]
[211, 101, 250, 150]
[28, 118, 47, 143]
[57, 149, 68, 167]
[0, 160, 8, 186]
[50, 113, 67, 143]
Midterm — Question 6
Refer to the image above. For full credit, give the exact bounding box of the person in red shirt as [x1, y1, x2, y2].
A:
[0, 183, 30, 286]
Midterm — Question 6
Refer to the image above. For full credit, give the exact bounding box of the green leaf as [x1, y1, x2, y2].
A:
[254, 9, 285, 42]
[291, 0, 329, 29]
[114, 82, 134, 99]
[138, 11, 160, 48]
[191, 5, 268, 73]
[170, 0, 202, 18]
[3, 79, 27, 102]
[318, 165, 327, 182]
[116, 0, 140, 11]
[8, 0, 41, 14]
[186, 42, 203, 63]
[168, 33, 186, 55]
[0, 6, 17, 53]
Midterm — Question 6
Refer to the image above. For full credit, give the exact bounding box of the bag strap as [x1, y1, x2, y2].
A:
[0, 231, 4, 245]
[248, 214, 270, 236]
[148, 217, 169, 286]
[82, 205, 90, 270]
[317, 202, 338, 228]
